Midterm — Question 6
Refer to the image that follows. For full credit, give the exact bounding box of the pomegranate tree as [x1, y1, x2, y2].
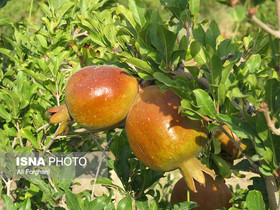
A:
[125, 85, 215, 192]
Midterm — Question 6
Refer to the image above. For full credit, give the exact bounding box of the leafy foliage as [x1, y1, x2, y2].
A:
[0, 0, 280, 209]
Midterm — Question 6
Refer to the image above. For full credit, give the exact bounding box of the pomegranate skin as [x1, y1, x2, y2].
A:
[214, 125, 247, 160]
[65, 65, 138, 131]
[171, 175, 232, 210]
[125, 86, 215, 192]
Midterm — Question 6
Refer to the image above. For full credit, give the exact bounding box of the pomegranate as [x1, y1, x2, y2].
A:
[214, 124, 247, 160]
[46, 65, 138, 133]
[125, 85, 215, 192]
[171, 174, 232, 209]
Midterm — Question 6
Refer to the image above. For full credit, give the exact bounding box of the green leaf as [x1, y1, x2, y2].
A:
[0, 104, 12, 121]
[20, 128, 38, 149]
[96, 178, 125, 193]
[220, 63, 234, 85]
[180, 99, 203, 120]
[65, 189, 81, 210]
[18, 197, 31, 210]
[172, 201, 199, 209]
[205, 21, 220, 49]
[149, 199, 158, 210]
[231, 87, 247, 98]
[212, 154, 231, 177]
[190, 41, 207, 66]
[3, 194, 16, 210]
[135, 198, 149, 210]
[207, 47, 223, 85]
[227, 5, 246, 22]
[217, 83, 226, 106]
[264, 79, 280, 111]
[217, 39, 239, 58]
[189, 0, 200, 15]
[193, 24, 205, 45]
[0, 0, 10, 8]
[0, 47, 18, 63]
[38, 2, 52, 17]
[116, 4, 137, 30]
[193, 89, 217, 118]
[129, 0, 146, 28]
[152, 25, 177, 65]
[117, 195, 132, 210]
[213, 137, 221, 154]
[25, 177, 56, 206]
[246, 54, 261, 73]
[246, 190, 265, 210]
[85, 196, 106, 210]
[247, 74, 257, 87]
[153, 72, 176, 87]
[125, 58, 153, 74]
[57, 1, 75, 23]
[36, 34, 48, 49]
[0, 89, 20, 117]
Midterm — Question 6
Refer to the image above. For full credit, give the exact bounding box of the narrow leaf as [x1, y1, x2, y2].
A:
[125, 57, 153, 74]
[189, 0, 200, 15]
[20, 128, 38, 149]
[65, 189, 81, 210]
[193, 89, 217, 118]
[190, 41, 207, 66]
[129, 0, 146, 28]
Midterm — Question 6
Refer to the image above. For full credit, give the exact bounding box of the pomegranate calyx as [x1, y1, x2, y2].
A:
[46, 104, 71, 134]
[179, 157, 216, 193]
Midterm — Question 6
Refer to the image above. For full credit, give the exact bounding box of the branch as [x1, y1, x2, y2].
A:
[276, 0, 280, 30]
[219, 124, 260, 173]
[91, 132, 119, 200]
[263, 176, 280, 210]
[1, 176, 13, 199]
[250, 15, 280, 39]
[183, 9, 192, 49]
[36, 123, 51, 133]
[259, 102, 280, 136]
[173, 69, 210, 89]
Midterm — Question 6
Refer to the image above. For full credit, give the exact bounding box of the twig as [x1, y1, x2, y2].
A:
[183, 9, 192, 48]
[36, 123, 51, 133]
[221, 53, 235, 62]
[47, 174, 58, 193]
[72, 128, 89, 133]
[40, 125, 60, 157]
[231, 99, 246, 120]
[276, 0, 280, 30]
[91, 132, 119, 200]
[73, 28, 89, 40]
[128, 44, 142, 59]
[90, 133, 104, 151]
[248, 0, 280, 39]
[51, 134, 84, 140]
[173, 69, 210, 89]
[259, 102, 280, 135]
[1, 176, 12, 198]
[250, 15, 280, 39]
[15, 122, 23, 147]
